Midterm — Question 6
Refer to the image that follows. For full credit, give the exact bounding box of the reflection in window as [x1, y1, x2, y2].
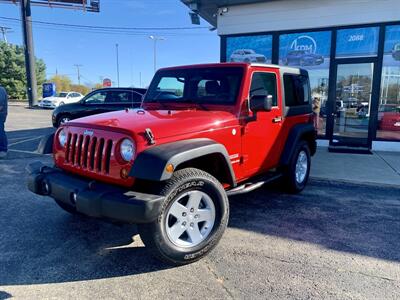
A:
[378, 25, 400, 141]
[279, 31, 331, 136]
[226, 35, 272, 64]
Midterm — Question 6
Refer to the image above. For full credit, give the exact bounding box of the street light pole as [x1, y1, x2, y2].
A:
[149, 35, 165, 74]
[116, 43, 120, 87]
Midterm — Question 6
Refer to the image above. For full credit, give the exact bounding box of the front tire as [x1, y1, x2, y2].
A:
[283, 141, 311, 193]
[138, 168, 229, 265]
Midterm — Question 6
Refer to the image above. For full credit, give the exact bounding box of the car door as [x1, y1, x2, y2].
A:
[103, 90, 139, 112]
[78, 90, 108, 118]
[241, 69, 284, 178]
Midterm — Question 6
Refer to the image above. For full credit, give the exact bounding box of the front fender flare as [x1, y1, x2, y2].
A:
[130, 138, 236, 186]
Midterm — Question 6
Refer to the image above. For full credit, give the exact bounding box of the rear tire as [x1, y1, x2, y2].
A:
[138, 168, 229, 265]
[282, 141, 311, 193]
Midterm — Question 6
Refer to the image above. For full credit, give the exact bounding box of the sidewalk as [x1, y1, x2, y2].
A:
[311, 147, 400, 187]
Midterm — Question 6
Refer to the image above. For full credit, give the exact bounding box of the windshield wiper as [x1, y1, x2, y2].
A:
[185, 99, 209, 111]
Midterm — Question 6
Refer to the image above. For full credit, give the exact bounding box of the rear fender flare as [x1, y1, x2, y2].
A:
[280, 124, 316, 166]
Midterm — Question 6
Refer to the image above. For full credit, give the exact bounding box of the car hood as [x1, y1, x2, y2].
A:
[304, 53, 323, 59]
[43, 96, 64, 102]
[251, 54, 265, 58]
[66, 108, 238, 140]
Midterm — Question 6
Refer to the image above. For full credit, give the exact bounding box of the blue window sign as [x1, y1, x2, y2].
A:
[279, 31, 331, 68]
[336, 27, 379, 58]
[226, 35, 272, 64]
[42, 82, 56, 98]
[383, 25, 400, 66]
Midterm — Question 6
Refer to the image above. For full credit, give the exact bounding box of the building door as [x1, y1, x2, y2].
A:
[328, 62, 376, 148]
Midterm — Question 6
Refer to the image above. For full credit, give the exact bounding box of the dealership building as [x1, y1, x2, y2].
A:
[182, 0, 400, 151]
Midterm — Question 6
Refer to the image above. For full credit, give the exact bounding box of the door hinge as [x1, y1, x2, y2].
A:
[272, 117, 282, 123]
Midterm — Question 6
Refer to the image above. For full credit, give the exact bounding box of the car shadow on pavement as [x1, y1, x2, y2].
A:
[0, 205, 172, 285]
[1, 153, 399, 286]
[7, 127, 55, 153]
[228, 180, 400, 263]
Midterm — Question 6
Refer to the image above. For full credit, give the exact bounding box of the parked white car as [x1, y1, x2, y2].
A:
[39, 92, 84, 108]
[230, 49, 267, 63]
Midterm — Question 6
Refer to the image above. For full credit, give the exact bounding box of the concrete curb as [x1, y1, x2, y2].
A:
[310, 176, 400, 190]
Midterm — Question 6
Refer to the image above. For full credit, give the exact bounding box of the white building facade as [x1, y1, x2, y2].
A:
[183, 0, 400, 151]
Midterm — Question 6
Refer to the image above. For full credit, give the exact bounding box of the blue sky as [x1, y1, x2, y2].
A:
[0, 0, 219, 88]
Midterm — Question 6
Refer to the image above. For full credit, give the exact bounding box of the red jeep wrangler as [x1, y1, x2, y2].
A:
[28, 63, 316, 265]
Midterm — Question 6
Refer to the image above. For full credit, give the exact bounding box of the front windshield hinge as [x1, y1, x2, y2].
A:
[144, 128, 155, 145]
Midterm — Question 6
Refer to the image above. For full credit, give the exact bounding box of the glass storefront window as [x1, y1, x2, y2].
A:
[226, 35, 272, 64]
[336, 27, 379, 58]
[378, 25, 400, 141]
[279, 31, 331, 136]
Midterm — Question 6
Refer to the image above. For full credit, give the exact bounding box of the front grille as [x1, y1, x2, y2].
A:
[65, 133, 113, 174]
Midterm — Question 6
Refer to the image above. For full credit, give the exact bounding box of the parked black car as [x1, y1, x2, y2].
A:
[52, 87, 146, 127]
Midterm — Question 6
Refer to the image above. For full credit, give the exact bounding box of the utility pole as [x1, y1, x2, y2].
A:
[115, 43, 120, 87]
[20, 0, 38, 107]
[0, 26, 12, 43]
[139, 72, 142, 88]
[74, 64, 83, 85]
[149, 35, 165, 74]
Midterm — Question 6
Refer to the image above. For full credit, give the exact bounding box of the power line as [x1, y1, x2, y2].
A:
[0, 16, 208, 31]
[0, 17, 212, 37]
[0, 26, 12, 43]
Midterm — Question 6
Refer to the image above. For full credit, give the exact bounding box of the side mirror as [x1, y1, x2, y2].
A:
[249, 94, 273, 112]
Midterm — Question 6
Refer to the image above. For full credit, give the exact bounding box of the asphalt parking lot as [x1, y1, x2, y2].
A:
[1, 106, 399, 299]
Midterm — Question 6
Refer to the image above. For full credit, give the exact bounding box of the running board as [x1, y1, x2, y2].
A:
[227, 173, 282, 196]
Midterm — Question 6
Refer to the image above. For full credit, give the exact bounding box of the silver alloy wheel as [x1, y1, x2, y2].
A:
[165, 190, 216, 248]
[295, 150, 308, 184]
[60, 117, 70, 125]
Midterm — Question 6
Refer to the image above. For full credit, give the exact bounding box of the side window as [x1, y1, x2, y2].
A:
[106, 91, 132, 104]
[131, 92, 143, 103]
[249, 72, 277, 106]
[157, 77, 184, 98]
[84, 91, 107, 104]
[283, 74, 310, 107]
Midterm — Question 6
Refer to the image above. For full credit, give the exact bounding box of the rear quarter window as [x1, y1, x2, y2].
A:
[283, 74, 310, 107]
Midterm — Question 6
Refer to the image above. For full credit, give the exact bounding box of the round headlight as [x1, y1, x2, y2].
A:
[58, 129, 67, 147]
[120, 138, 135, 162]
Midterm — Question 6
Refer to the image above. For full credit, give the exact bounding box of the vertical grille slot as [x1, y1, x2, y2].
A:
[70, 134, 77, 164]
[62, 131, 116, 177]
[96, 138, 105, 172]
[104, 140, 113, 174]
[89, 137, 97, 170]
[65, 133, 72, 162]
[82, 135, 90, 168]
[75, 135, 84, 166]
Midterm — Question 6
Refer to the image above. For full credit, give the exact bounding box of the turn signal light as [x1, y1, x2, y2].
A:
[165, 164, 174, 173]
[120, 168, 129, 179]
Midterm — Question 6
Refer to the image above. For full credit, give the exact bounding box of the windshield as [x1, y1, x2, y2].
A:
[55, 92, 68, 98]
[144, 67, 243, 105]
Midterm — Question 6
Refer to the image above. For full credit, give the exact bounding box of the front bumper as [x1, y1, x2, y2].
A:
[26, 161, 164, 223]
[39, 102, 56, 108]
